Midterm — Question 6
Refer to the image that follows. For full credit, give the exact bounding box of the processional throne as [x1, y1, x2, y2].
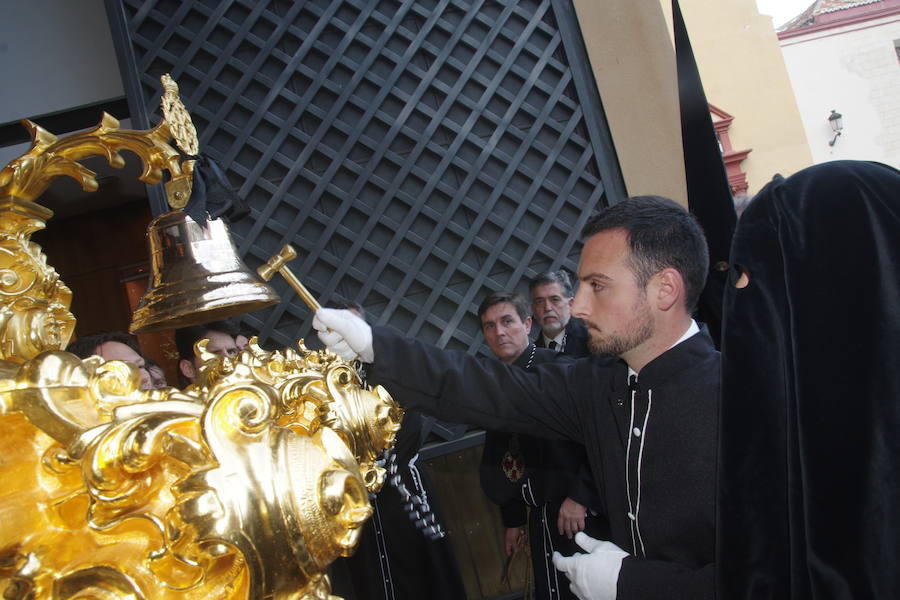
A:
[0, 76, 401, 599]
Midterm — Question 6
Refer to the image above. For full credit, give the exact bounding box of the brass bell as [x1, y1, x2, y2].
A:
[130, 211, 279, 334]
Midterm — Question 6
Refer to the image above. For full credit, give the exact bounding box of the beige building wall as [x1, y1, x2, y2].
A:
[572, 0, 810, 204]
[573, 0, 688, 207]
[677, 0, 812, 194]
[780, 12, 900, 167]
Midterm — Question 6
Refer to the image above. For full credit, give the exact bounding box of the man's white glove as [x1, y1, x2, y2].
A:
[552, 532, 628, 600]
[313, 308, 374, 363]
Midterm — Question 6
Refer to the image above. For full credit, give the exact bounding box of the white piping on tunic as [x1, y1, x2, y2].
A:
[634, 389, 651, 556]
[622, 319, 697, 555]
[522, 479, 538, 506]
[518, 345, 540, 509]
[626, 386, 638, 553]
[625, 385, 652, 557]
[540, 503, 563, 599]
[371, 498, 396, 600]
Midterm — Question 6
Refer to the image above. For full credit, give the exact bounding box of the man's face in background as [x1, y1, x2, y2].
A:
[96, 341, 152, 390]
[531, 282, 572, 338]
[481, 301, 532, 364]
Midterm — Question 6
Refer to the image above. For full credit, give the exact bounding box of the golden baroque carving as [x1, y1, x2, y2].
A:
[0, 200, 75, 362]
[0, 340, 402, 599]
[0, 75, 403, 599]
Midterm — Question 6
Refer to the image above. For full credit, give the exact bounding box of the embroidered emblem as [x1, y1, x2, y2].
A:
[499, 355, 533, 483]
[502, 450, 525, 481]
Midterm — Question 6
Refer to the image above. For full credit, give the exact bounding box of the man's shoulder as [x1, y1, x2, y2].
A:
[532, 346, 559, 363]
[647, 327, 720, 385]
[532, 348, 619, 376]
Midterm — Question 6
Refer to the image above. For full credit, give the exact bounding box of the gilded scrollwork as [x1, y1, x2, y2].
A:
[1, 340, 401, 599]
[0, 75, 403, 599]
[0, 206, 75, 362]
[0, 115, 183, 205]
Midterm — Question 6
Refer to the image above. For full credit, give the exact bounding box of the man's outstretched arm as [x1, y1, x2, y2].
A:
[314, 308, 589, 441]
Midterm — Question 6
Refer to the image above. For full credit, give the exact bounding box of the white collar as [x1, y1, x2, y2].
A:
[628, 320, 699, 381]
[671, 319, 700, 349]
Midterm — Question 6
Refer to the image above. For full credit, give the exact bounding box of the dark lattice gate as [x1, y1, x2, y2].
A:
[106, 0, 623, 355]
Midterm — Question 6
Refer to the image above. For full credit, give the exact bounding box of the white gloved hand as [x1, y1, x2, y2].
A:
[552, 532, 628, 600]
[313, 308, 374, 363]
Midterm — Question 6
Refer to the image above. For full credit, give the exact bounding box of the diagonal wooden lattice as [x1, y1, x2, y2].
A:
[108, 0, 623, 356]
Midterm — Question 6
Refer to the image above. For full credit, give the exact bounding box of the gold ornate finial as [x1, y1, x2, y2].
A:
[159, 74, 197, 209]
[0, 74, 198, 212]
[160, 74, 199, 157]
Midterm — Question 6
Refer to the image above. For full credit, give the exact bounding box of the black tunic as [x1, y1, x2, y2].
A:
[367, 326, 719, 600]
[338, 410, 466, 600]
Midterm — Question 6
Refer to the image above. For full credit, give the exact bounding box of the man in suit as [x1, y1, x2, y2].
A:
[529, 271, 596, 537]
[529, 271, 590, 357]
[478, 290, 604, 599]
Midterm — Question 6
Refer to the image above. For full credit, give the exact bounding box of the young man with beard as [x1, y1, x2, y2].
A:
[478, 290, 605, 600]
[313, 196, 718, 600]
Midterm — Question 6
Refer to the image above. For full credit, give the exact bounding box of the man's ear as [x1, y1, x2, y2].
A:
[178, 358, 197, 382]
[654, 268, 683, 311]
[524, 316, 533, 335]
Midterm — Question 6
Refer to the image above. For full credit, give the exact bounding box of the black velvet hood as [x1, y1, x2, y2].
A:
[717, 160, 900, 598]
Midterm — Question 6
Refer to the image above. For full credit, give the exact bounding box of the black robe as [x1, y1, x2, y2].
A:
[718, 160, 900, 599]
[367, 326, 719, 600]
[479, 344, 605, 600]
[337, 409, 466, 600]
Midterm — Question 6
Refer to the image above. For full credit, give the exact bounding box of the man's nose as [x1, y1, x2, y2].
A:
[138, 367, 153, 390]
[572, 287, 589, 319]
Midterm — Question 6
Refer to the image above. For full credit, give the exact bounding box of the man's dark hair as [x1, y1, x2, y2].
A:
[175, 319, 242, 361]
[477, 291, 530, 323]
[528, 270, 574, 298]
[581, 195, 709, 312]
[66, 331, 141, 359]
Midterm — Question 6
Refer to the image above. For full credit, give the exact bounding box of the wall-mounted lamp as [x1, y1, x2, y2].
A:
[828, 110, 843, 146]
